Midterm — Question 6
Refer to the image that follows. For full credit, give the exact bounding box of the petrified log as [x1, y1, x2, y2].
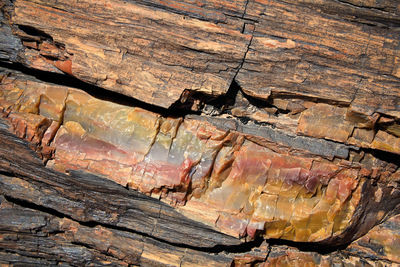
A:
[1, 0, 400, 266]
[0, 119, 237, 266]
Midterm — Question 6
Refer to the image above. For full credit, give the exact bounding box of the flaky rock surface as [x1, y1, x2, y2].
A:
[1, 0, 400, 266]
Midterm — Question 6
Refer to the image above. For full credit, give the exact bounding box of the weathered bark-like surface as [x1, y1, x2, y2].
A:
[347, 213, 400, 264]
[0, 119, 239, 266]
[237, 1, 400, 117]
[3, 0, 252, 108]
[1, 0, 400, 265]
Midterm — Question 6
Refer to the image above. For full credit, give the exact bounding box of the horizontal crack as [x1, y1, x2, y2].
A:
[267, 238, 351, 255]
[0, 62, 183, 117]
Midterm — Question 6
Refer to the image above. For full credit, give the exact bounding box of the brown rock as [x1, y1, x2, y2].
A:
[9, 0, 251, 108]
[236, 0, 400, 120]
[1, 0, 400, 265]
[297, 104, 354, 143]
[371, 130, 400, 155]
[260, 246, 395, 267]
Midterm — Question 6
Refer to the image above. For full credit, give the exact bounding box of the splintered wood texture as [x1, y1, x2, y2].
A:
[0, 196, 232, 267]
[237, 0, 400, 118]
[3, 0, 400, 116]
[348, 214, 400, 264]
[2, 68, 400, 246]
[0, 121, 237, 266]
[10, 0, 251, 108]
[2, 0, 400, 158]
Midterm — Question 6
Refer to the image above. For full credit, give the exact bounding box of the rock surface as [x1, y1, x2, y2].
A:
[1, 0, 400, 266]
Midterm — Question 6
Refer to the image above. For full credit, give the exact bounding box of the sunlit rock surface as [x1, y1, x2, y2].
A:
[1, 0, 400, 265]
[1, 68, 399, 247]
[9, 0, 251, 108]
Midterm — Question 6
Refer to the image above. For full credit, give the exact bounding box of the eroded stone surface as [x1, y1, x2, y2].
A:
[1, 68, 399, 247]
[1, 0, 400, 265]
[237, 0, 400, 119]
[297, 104, 354, 143]
[8, 0, 251, 108]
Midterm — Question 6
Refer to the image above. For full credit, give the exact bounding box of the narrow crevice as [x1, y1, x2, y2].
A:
[168, 89, 206, 115]
[266, 238, 352, 255]
[241, 0, 250, 19]
[202, 79, 241, 114]
[213, 236, 265, 254]
[362, 148, 400, 167]
[270, 91, 351, 107]
[233, 27, 254, 81]
[0, 62, 190, 118]
[17, 25, 53, 42]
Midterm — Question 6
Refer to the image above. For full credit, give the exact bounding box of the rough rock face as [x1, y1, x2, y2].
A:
[1, 0, 400, 266]
[6, 0, 251, 108]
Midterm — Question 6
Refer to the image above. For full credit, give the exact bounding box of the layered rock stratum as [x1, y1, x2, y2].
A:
[0, 0, 399, 266]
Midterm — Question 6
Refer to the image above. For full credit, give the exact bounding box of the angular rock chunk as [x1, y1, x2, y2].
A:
[297, 104, 354, 143]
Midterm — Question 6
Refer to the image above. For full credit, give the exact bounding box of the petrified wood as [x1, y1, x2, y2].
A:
[0, 120, 237, 266]
[1, 0, 400, 266]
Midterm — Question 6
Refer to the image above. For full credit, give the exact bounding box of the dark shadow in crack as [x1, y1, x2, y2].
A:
[266, 238, 352, 255]
[0, 61, 192, 118]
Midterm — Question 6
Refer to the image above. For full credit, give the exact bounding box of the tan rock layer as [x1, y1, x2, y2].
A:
[255, 246, 399, 267]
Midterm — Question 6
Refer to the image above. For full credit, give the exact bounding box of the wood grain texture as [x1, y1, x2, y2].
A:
[2, 0, 399, 117]
[237, 0, 400, 119]
[0, 12, 22, 62]
[8, 0, 251, 108]
[1, 67, 399, 247]
[1, 0, 400, 265]
[0, 120, 240, 266]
